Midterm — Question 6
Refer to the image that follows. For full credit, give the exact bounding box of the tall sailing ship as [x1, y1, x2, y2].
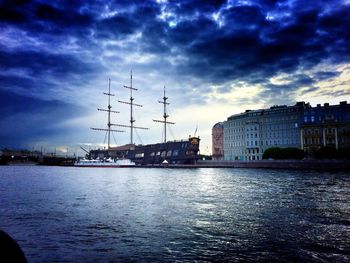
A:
[82, 73, 200, 166]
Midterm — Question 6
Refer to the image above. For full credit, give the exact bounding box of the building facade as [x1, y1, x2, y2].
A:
[212, 122, 224, 160]
[223, 101, 350, 161]
[223, 102, 306, 161]
[301, 101, 350, 155]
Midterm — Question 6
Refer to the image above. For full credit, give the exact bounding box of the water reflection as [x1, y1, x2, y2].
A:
[0, 166, 349, 262]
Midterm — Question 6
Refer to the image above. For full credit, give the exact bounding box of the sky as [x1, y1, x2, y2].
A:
[1, 0, 350, 155]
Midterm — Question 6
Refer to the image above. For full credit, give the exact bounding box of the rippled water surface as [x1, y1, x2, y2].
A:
[0, 166, 349, 262]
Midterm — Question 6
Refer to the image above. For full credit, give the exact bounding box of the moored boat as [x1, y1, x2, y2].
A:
[74, 157, 135, 167]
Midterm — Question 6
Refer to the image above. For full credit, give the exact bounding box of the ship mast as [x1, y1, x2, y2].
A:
[91, 78, 124, 149]
[116, 71, 148, 144]
[153, 86, 175, 143]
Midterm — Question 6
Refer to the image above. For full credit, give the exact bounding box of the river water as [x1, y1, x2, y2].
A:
[0, 166, 349, 262]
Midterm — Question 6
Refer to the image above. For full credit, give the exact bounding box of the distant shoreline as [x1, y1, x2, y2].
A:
[136, 159, 350, 170]
[2, 159, 349, 170]
[193, 159, 350, 170]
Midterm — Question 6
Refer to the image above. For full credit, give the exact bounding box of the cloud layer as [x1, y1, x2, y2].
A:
[1, 0, 350, 150]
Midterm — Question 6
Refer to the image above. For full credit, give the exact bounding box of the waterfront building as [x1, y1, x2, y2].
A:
[301, 101, 350, 155]
[223, 102, 307, 161]
[212, 122, 224, 160]
[223, 101, 350, 161]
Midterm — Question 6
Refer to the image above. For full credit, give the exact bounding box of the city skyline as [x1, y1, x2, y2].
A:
[1, 0, 350, 154]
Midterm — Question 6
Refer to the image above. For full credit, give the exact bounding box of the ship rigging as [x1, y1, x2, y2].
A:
[153, 86, 175, 143]
[90, 78, 124, 149]
[114, 71, 149, 144]
[86, 73, 200, 166]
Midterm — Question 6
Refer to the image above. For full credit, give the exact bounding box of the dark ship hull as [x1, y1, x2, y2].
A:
[89, 136, 200, 166]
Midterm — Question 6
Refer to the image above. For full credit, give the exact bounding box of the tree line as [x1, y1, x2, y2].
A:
[262, 147, 350, 160]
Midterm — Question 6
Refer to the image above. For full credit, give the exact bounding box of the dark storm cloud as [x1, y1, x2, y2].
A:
[150, 0, 349, 102]
[0, 49, 103, 99]
[0, 50, 99, 77]
[222, 5, 266, 30]
[2, 0, 347, 86]
[0, 89, 84, 147]
[0, 0, 28, 24]
[300, 86, 318, 96]
[314, 71, 340, 81]
[0, 1, 92, 34]
[0, 75, 39, 94]
[319, 89, 350, 98]
[286, 74, 314, 87]
[164, 0, 226, 15]
[95, 14, 138, 39]
[0, 88, 77, 116]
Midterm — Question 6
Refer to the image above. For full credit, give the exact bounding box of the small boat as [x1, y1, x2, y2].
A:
[74, 157, 135, 167]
